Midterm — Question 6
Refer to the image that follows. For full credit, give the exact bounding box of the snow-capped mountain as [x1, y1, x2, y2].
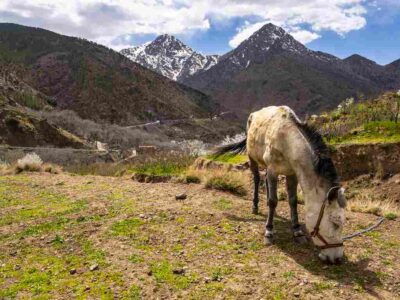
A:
[120, 34, 219, 81]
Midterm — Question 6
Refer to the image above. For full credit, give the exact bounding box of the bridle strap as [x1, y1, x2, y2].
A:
[310, 186, 344, 249]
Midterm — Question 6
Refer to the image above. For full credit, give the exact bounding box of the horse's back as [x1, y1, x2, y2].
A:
[247, 106, 298, 172]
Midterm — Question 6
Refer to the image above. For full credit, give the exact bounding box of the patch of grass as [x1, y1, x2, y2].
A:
[205, 172, 247, 196]
[282, 271, 294, 279]
[126, 285, 142, 300]
[150, 260, 196, 290]
[347, 193, 400, 217]
[384, 212, 397, 220]
[129, 253, 144, 264]
[207, 154, 248, 164]
[213, 198, 233, 210]
[313, 281, 334, 291]
[109, 217, 143, 237]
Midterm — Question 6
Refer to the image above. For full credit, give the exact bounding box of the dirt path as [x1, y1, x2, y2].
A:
[0, 173, 399, 299]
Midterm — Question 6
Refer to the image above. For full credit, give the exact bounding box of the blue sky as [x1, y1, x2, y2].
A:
[1, 0, 399, 65]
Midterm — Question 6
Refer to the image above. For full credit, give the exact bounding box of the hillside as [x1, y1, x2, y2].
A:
[311, 91, 400, 145]
[183, 24, 400, 119]
[0, 67, 87, 148]
[0, 23, 217, 126]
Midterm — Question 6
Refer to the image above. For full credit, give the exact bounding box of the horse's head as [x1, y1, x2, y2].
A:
[305, 186, 346, 264]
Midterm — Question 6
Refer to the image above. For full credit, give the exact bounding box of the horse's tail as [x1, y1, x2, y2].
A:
[212, 138, 247, 157]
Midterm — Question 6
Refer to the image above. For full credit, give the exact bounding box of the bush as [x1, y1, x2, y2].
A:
[16, 153, 43, 172]
[205, 172, 247, 196]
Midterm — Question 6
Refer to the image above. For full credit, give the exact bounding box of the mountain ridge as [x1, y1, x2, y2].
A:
[0, 23, 218, 126]
[182, 23, 400, 118]
[120, 34, 219, 81]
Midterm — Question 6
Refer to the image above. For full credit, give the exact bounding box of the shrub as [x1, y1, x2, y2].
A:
[16, 153, 43, 172]
[205, 172, 247, 196]
[0, 159, 10, 175]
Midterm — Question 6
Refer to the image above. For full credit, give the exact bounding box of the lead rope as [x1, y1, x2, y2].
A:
[343, 216, 385, 241]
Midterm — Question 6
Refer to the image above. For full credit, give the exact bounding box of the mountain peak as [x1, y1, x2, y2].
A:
[344, 54, 378, 66]
[120, 36, 219, 81]
[223, 23, 307, 70]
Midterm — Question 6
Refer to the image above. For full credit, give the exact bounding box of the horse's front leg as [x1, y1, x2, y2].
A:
[265, 170, 278, 245]
[249, 158, 260, 214]
[286, 175, 307, 244]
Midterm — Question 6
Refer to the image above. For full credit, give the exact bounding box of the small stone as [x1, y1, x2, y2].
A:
[175, 193, 187, 200]
[139, 214, 146, 219]
[294, 292, 300, 297]
[69, 269, 77, 275]
[89, 264, 99, 271]
[322, 265, 329, 270]
[204, 277, 211, 283]
[172, 268, 186, 275]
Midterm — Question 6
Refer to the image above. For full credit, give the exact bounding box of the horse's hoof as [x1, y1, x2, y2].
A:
[294, 235, 308, 245]
[264, 231, 274, 245]
[264, 235, 275, 245]
[252, 207, 259, 215]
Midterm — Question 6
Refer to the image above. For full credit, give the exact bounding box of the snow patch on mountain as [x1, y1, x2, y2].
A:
[120, 35, 219, 81]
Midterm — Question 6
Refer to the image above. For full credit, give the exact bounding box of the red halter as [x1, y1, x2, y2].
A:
[310, 186, 344, 249]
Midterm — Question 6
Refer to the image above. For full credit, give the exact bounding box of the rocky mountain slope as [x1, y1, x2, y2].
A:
[120, 34, 219, 81]
[0, 23, 217, 126]
[183, 23, 400, 118]
[0, 67, 87, 148]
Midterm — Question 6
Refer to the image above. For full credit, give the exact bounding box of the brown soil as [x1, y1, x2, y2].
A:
[0, 173, 399, 299]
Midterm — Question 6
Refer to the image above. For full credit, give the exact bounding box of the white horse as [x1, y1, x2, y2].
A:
[216, 106, 346, 264]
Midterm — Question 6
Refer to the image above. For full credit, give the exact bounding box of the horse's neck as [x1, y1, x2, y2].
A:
[285, 127, 322, 204]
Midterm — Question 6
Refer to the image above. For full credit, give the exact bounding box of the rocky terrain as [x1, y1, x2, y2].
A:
[121, 35, 219, 81]
[0, 67, 87, 148]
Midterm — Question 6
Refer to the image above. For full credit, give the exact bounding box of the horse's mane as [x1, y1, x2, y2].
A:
[290, 114, 339, 185]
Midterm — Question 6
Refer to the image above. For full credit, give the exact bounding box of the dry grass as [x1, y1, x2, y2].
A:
[1, 153, 63, 175]
[347, 193, 399, 219]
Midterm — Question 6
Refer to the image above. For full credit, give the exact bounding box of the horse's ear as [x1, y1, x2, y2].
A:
[327, 186, 340, 202]
[327, 187, 346, 207]
[337, 187, 346, 208]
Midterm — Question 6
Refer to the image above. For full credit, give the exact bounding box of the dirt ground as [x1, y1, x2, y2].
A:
[0, 173, 399, 299]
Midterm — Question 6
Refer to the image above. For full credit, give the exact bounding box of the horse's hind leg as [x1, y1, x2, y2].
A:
[265, 170, 278, 245]
[249, 158, 260, 214]
[286, 175, 307, 244]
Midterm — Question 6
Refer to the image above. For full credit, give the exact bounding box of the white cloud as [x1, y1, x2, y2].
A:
[290, 29, 321, 44]
[229, 21, 266, 48]
[0, 0, 372, 50]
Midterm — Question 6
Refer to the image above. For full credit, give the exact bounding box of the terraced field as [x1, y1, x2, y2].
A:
[0, 173, 399, 299]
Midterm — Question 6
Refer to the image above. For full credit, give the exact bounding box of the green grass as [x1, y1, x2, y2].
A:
[207, 154, 248, 164]
[327, 121, 400, 145]
[132, 161, 187, 176]
[213, 198, 233, 210]
[150, 260, 197, 290]
[109, 218, 143, 237]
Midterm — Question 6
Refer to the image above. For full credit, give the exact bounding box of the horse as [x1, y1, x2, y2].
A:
[215, 106, 346, 264]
